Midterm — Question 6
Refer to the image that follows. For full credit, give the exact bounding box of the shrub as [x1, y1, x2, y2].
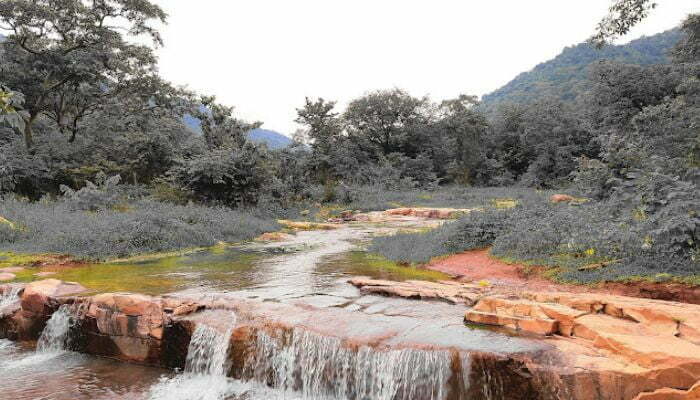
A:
[369, 208, 511, 264]
[370, 187, 699, 283]
[168, 143, 273, 207]
[0, 197, 279, 259]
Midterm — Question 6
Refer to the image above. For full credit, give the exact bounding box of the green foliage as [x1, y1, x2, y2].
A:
[590, 0, 657, 46]
[0, 0, 177, 149]
[480, 29, 680, 113]
[168, 143, 273, 207]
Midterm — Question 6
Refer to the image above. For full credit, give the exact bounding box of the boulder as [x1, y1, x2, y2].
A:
[550, 194, 576, 203]
[21, 279, 86, 315]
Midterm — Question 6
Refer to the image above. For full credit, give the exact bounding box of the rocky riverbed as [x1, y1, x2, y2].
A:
[0, 208, 698, 399]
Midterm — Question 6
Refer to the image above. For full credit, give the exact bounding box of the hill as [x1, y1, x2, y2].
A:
[247, 128, 293, 149]
[480, 29, 682, 110]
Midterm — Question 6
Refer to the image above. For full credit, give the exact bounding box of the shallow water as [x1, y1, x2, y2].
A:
[11, 225, 449, 298]
[0, 340, 168, 400]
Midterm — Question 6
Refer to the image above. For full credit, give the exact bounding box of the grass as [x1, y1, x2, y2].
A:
[0, 197, 280, 260]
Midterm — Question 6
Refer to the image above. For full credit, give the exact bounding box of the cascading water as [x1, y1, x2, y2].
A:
[184, 319, 235, 376]
[0, 286, 21, 315]
[37, 304, 76, 353]
[0, 304, 80, 372]
[242, 328, 457, 400]
[148, 312, 241, 400]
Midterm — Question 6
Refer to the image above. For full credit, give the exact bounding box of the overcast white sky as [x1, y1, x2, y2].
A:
[151, 1, 698, 135]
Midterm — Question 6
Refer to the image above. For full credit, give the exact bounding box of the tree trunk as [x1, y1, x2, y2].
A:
[23, 119, 34, 150]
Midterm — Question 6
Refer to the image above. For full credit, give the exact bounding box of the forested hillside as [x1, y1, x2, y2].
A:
[481, 29, 682, 110]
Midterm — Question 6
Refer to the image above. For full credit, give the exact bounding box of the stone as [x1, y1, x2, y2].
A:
[571, 314, 650, 341]
[0, 267, 25, 273]
[465, 310, 558, 335]
[539, 303, 587, 336]
[0, 272, 16, 281]
[593, 333, 700, 369]
[633, 381, 700, 400]
[466, 310, 519, 330]
[472, 296, 550, 320]
[277, 219, 339, 230]
[550, 194, 576, 203]
[385, 208, 413, 216]
[255, 232, 294, 242]
[21, 279, 86, 314]
[517, 317, 559, 335]
[350, 277, 486, 305]
[113, 294, 160, 316]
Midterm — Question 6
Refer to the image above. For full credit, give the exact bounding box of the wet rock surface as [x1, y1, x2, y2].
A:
[464, 291, 700, 400]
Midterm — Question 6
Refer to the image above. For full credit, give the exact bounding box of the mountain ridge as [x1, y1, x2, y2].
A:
[480, 29, 682, 110]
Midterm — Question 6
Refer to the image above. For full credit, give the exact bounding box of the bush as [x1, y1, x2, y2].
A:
[0, 197, 279, 259]
[168, 143, 273, 207]
[370, 188, 699, 283]
[369, 208, 511, 264]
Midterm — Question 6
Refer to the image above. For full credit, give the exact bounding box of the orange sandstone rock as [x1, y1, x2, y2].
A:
[550, 194, 576, 203]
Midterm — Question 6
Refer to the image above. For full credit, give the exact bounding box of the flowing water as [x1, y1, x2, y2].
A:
[0, 284, 21, 315]
[37, 304, 76, 353]
[0, 219, 550, 399]
[241, 328, 455, 400]
[0, 306, 167, 399]
[148, 312, 241, 400]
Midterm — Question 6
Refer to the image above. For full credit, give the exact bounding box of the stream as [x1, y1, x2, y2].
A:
[0, 219, 548, 399]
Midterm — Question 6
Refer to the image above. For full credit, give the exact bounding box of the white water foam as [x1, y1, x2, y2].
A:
[0, 285, 21, 315]
[243, 328, 452, 400]
[37, 304, 74, 354]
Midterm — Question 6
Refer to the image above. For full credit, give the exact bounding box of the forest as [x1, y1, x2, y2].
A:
[0, 1, 698, 284]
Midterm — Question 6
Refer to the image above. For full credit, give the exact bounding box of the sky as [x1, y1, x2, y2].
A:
[151, 0, 698, 135]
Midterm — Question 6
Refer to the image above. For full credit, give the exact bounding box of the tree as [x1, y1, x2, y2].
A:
[438, 95, 488, 184]
[0, 0, 169, 149]
[673, 14, 700, 63]
[294, 97, 343, 182]
[191, 96, 261, 150]
[295, 97, 342, 154]
[590, 0, 657, 47]
[343, 89, 430, 158]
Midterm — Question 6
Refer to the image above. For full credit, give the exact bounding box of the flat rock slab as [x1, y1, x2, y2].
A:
[349, 277, 488, 305]
[634, 381, 700, 400]
[0, 273, 16, 281]
[465, 292, 700, 398]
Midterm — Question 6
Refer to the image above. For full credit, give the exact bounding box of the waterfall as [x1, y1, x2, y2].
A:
[37, 304, 75, 353]
[184, 316, 236, 376]
[243, 328, 454, 400]
[148, 312, 240, 400]
[0, 286, 21, 315]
